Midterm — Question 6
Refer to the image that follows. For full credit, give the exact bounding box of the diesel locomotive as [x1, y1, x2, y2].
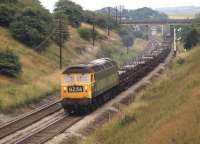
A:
[61, 58, 119, 113]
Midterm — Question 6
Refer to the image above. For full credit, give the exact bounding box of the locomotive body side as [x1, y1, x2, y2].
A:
[92, 60, 119, 98]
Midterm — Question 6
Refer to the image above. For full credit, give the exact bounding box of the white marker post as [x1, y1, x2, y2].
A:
[174, 28, 177, 56]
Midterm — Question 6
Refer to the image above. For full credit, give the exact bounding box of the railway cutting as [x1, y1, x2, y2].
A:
[0, 38, 172, 144]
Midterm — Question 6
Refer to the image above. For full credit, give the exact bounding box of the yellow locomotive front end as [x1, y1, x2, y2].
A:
[61, 73, 93, 99]
[61, 65, 95, 113]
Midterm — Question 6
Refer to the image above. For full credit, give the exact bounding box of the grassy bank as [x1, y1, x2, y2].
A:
[83, 45, 200, 144]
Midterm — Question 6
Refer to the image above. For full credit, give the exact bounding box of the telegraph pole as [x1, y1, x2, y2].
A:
[92, 13, 95, 47]
[146, 25, 149, 40]
[107, 7, 111, 36]
[59, 16, 63, 69]
[119, 6, 123, 24]
[55, 15, 65, 69]
[115, 7, 118, 23]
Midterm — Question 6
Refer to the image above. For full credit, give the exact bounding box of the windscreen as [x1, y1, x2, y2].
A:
[76, 74, 90, 83]
[64, 74, 90, 83]
[64, 74, 75, 83]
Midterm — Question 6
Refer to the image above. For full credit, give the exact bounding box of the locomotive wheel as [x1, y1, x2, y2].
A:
[64, 108, 73, 115]
[92, 99, 98, 110]
[97, 98, 103, 106]
[82, 105, 92, 114]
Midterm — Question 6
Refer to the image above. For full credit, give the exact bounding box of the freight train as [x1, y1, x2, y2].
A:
[61, 40, 171, 114]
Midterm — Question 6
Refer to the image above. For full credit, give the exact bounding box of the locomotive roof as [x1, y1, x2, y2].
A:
[63, 58, 117, 74]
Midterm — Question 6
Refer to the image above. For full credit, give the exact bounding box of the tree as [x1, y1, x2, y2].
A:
[18, 0, 41, 8]
[119, 26, 137, 50]
[179, 16, 200, 50]
[193, 15, 200, 34]
[129, 7, 168, 20]
[95, 14, 108, 28]
[97, 7, 168, 21]
[54, 0, 83, 28]
[83, 10, 95, 24]
[183, 29, 199, 49]
[122, 35, 134, 48]
[0, 0, 18, 4]
[0, 4, 16, 26]
[9, 7, 53, 51]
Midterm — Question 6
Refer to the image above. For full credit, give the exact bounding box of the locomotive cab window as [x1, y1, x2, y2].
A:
[64, 74, 74, 83]
[76, 74, 91, 83]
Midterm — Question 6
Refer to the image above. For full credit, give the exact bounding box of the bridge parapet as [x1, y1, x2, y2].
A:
[121, 19, 193, 25]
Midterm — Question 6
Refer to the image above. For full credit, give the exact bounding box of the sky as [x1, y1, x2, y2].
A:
[39, 0, 200, 12]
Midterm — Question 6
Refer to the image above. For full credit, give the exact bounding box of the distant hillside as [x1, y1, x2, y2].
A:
[157, 6, 200, 17]
[96, 7, 168, 20]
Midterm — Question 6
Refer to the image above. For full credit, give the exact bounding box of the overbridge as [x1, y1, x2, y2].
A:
[121, 19, 193, 25]
[120, 19, 193, 56]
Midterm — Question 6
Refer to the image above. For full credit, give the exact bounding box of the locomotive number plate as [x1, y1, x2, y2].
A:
[68, 86, 83, 93]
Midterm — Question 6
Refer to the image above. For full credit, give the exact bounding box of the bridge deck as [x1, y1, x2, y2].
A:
[121, 19, 192, 25]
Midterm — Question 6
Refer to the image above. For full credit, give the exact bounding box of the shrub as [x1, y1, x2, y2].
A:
[183, 29, 199, 50]
[119, 114, 136, 126]
[78, 28, 105, 41]
[9, 7, 53, 51]
[78, 28, 92, 41]
[0, 50, 22, 77]
[0, 4, 16, 26]
[177, 57, 185, 65]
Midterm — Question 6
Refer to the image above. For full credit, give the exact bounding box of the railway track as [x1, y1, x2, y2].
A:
[0, 100, 61, 140]
[0, 39, 172, 144]
[14, 116, 82, 144]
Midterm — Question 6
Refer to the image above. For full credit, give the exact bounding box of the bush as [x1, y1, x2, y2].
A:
[0, 50, 22, 77]
[0, 4, 16, 26]
[78, 28, 105, 41]
[9, 7, 53, 51]
[78, 28, 93, 41]
[183, 29, 199, 50]
[119, 114, 136, 126]
[177, 57, 185, 65]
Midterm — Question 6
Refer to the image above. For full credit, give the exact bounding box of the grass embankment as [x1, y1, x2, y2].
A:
[83, 46, 200, 144]
[0, 24, 146, 112]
